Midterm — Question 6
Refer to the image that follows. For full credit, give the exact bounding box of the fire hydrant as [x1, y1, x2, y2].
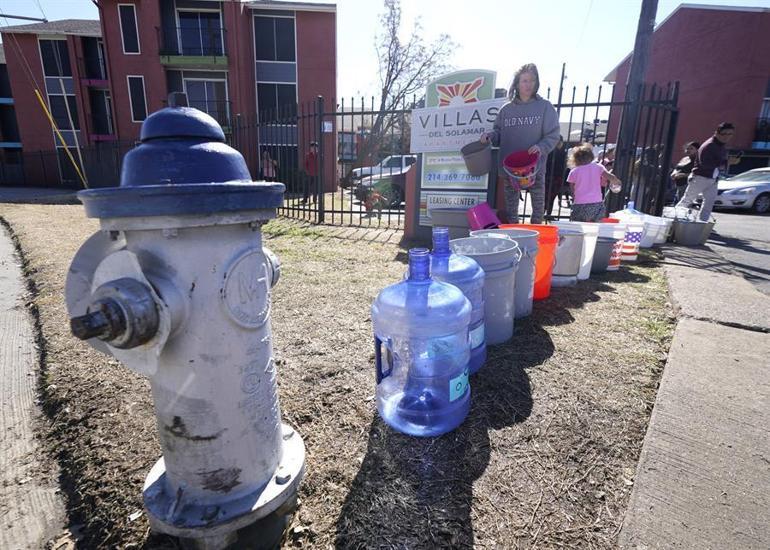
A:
[65, 94, 305, 549]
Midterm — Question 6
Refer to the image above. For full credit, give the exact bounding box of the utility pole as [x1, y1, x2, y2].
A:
[610, 0, 658, 212]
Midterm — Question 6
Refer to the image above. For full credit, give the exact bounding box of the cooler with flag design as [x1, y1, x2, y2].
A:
[621, 222, 645, 261]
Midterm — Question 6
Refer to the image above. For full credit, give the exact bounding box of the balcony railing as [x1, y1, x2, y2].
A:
[158, 26, 227, 57]
[186, 99, 231, 129]
[755, 118, 770, 143]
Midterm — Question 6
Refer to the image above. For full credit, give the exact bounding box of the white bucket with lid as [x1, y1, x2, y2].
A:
[552, 228, 583, 287]
[552, 221, 600, 280]
[470, 228, 539, 319]
[450, 237, 521, 345]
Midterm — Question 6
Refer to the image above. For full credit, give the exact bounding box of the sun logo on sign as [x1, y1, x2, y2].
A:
[436, 77, 485, 106]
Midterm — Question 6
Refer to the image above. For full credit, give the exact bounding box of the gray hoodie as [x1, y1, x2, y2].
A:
[490, 96, 560, 170]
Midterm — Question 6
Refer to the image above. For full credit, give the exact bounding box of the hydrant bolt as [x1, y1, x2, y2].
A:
[70, 278, 161, 349]
[70, 300, 126, 341]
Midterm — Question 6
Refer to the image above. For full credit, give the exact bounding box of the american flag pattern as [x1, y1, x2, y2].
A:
[608, 239, 624, 270]
[621, 231, 642, 261]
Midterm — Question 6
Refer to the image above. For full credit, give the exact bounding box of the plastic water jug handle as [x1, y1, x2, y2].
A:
[374, 336, 392, 383]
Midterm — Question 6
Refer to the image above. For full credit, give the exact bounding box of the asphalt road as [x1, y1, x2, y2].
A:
[709, 210, 770, 295]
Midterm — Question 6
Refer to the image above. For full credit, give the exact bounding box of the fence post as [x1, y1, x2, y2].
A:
[654, 84, 680, 216]
[316, 95, 325, 224]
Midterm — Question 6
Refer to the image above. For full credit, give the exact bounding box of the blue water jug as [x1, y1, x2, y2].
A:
[372, 248, 471, 437]
[430, 226, 486, 374]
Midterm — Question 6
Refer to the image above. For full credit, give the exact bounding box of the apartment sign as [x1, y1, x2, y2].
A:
[411, 69, 498, 229]
[410, 98, 504, 153]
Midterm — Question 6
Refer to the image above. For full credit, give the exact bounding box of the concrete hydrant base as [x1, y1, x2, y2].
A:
[143, 423, 305, 546]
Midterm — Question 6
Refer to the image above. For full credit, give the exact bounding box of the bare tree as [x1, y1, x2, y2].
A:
[346, 0, 455, 179]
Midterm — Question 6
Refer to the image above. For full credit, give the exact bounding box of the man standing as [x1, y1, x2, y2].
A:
[676, 123, 738, 221]
[302, 141, 318, 204]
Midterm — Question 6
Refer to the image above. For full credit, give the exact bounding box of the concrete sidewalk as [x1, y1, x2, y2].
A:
[619, 244, 770, 549]
[0, 186, 78, 205]
[0, 225, 65, 549]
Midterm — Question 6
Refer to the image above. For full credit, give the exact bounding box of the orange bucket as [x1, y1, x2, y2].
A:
[499, 223, 559, 300]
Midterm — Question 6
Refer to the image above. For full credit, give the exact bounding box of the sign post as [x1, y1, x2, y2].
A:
[407, 70, 502, 241]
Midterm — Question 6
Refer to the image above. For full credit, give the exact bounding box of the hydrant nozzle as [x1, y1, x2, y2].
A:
[70, 299, 126, 341]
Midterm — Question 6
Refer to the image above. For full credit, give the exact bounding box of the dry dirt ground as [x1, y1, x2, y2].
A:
[0, 204, 674, 549]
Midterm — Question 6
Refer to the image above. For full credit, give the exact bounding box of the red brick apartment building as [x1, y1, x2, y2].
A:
[0, 0, 336, 186]
[605, 3, 770, 172]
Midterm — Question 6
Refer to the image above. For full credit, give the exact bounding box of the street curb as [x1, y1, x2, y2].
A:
[619, 245, 770, 548]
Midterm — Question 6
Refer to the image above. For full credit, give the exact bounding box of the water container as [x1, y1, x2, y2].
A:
[552, 228, 583, 286]
[372, 248, 472, 437]
[552, 221, 600, 280]
[430, 227, 487, 374]
[469, 228, 539, 319]
[450, 237, 520, 345]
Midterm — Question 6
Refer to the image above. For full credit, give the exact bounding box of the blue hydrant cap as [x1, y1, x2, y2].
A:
[120, 105, 249, 188]
[78, 103, 284, 218]
[139, 105, 226, 143]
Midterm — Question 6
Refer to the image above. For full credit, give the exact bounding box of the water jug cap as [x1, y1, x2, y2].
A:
[407, 248, 430, 281]
[432, 227, 450, 255]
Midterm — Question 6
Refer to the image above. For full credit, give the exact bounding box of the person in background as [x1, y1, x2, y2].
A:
[676, 123, 740, 221]
[261, 147, 278, 182]
[567, 142, 622, 222]
[301, 141, 318, 204]
[480, 63, 560, 224]
[670, 141, 700, 203]
[596, 144, 616, 172]
[630, 146, 659, 209]
[545, 135, 567, 218]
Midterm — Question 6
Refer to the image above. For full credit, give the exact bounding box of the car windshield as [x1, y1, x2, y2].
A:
[726, 171, 770, 183]
[383, 157, 402, 168]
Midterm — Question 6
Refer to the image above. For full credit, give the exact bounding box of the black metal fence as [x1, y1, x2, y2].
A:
[0, 78, 679, 226]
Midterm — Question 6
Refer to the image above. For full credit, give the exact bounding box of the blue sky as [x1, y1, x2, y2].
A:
[2, 0, 768, 99]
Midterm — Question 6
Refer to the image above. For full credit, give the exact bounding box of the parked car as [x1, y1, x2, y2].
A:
[712, 168, 770, 214]
[350, 155, 417, 180]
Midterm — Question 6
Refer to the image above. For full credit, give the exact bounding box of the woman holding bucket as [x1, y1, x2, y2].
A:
[480, 63, 560, 224]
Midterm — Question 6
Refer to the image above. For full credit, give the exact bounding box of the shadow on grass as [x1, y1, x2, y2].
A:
[334, 321, 551, 548]
[534, 264, 652, 328]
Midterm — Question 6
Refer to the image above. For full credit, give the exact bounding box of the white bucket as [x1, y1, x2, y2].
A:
[552, 221, 600, 280]
[598, 221, 627, 271]
[431, 208, 470, 240]
[552, 228, 583, 287]
[643, 215, 669, 245]
[611, 211, 655, 249]
[621, 221, 644, 261]
[470, 228, 539, 319]
[450, 237, 521, 345]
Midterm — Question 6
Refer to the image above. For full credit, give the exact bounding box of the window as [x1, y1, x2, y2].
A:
[178, 11, 223, 56]
[384, 157, 401, 168]
[127, 76, 147, 121]
[257, 83, 296, 120]
[89, 89, 113, 135]
[39, 40, 71, 77]
[119, 4, 140, 54]
[185, 79, 228, 126]
[254, 16, 295, 62]
[49, 96, 80, 130]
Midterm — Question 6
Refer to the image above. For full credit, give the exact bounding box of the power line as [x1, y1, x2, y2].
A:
[33, 0, 48, 22]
